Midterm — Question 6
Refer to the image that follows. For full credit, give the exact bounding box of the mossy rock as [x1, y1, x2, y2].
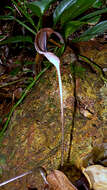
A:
[0, 43, 107, 190]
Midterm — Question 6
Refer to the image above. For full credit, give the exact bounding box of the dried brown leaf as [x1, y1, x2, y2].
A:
[47, 170, 78, 190]
[82, 165, 107, 190]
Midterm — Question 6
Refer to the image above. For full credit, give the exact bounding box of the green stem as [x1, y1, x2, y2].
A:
[79, 55, 107, 83]
[15, 18, 36, 35]
[12, 0, 37, 31]
[0, 65, 50, 137]
[37, 16, 42, 32]
[0, 78, 26, 88]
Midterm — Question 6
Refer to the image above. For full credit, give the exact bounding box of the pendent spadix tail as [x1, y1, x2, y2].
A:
[34, 28, 64, 166]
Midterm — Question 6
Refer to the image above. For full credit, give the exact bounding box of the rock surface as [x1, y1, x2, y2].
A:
[0, 42, 107, 190]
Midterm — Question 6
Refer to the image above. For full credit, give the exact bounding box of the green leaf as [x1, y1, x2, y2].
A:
[10, 67, 21, 76]
[0, 15, 14, 20]
[92, 0, 103, 8]
[24, 61, 35, 65]
[70, 62, 86, 78]
[28, 0, 56, 17]
[0, 36, 33, 45]
[73, 20, 107, 42]
[80, 8, 107, 21]
[64, 21, 85, 38]
[87, 15, 101, 24]
[0, 167, 2, 175]
[11, 0, 37, 31]
[53, 0, 96, 25]
[64, 15, 101, 38]
[56, 44, 65, 57]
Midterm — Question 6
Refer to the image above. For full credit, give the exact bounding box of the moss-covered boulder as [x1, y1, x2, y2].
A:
[0, 42, 107, 190]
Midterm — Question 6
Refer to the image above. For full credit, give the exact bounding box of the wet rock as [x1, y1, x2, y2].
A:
[0, 43, 107, 190]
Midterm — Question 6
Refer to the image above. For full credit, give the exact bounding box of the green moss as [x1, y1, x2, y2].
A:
[70, 62, 86, 79]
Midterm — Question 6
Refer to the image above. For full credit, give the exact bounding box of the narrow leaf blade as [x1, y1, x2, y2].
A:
[0, 15, 14, 20]
[64, 21, 85, 38]
[80, 8, 107, 21]
[0, 36, 33, 45]
[53, 0, 96, 25]
[73, 21, 107, 42]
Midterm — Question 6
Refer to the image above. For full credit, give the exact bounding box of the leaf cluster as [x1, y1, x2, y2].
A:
[0, 0, 107, 45]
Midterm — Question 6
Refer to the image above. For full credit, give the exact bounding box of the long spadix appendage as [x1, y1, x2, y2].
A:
[34, 28, 64, 166]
